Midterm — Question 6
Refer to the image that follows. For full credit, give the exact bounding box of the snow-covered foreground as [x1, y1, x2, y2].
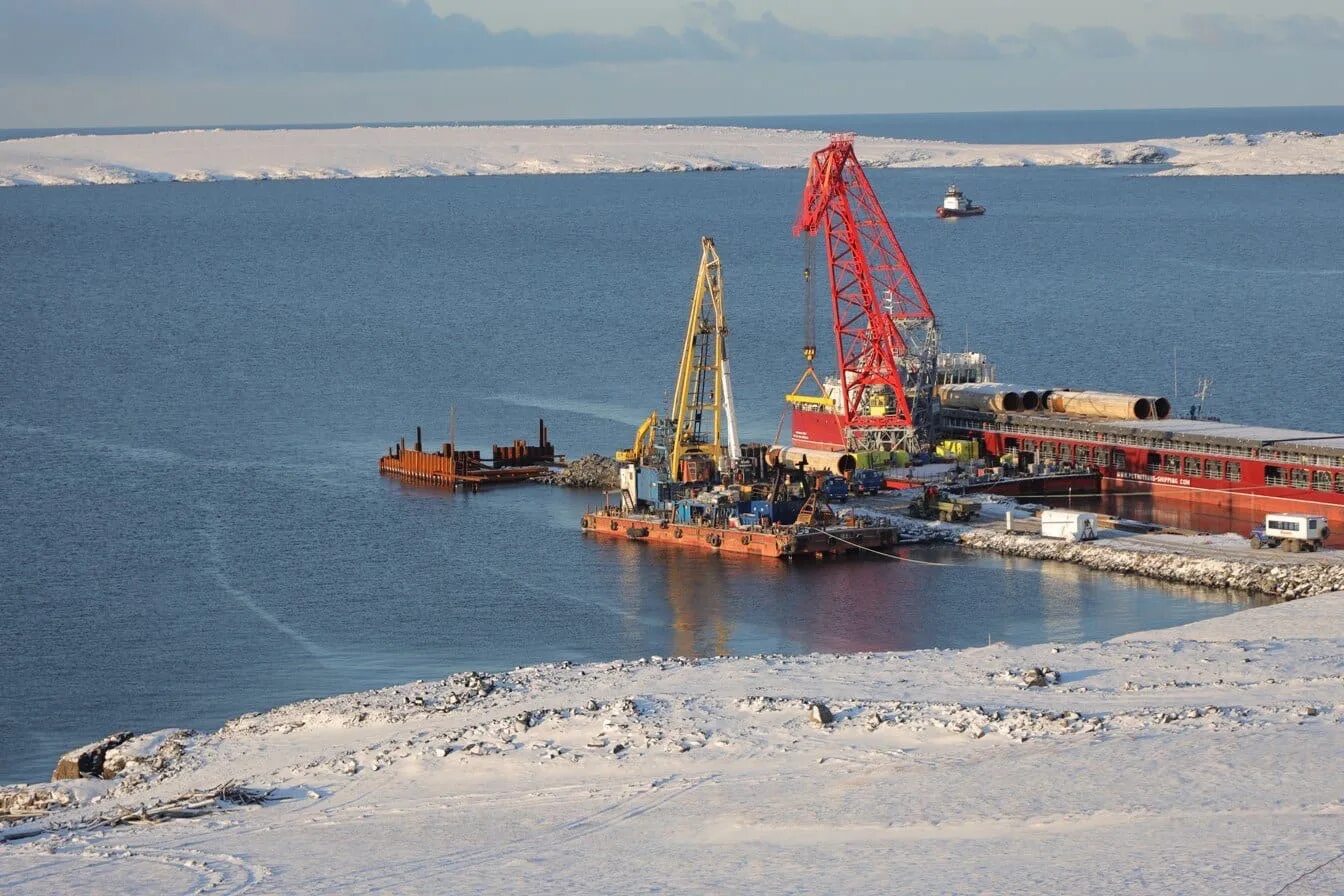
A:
[3, 595, 1343, 894]
[2, 125, 1341, 187]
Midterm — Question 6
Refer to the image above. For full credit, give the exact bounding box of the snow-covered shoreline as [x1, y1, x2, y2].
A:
[4, 593, 1343, 893]
[959, 527, 1344, 599]
[2, 124, 1342, 187]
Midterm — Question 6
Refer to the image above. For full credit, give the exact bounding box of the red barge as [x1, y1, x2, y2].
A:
[580, 505, 903, 560]
[939, 408, 1344, 530]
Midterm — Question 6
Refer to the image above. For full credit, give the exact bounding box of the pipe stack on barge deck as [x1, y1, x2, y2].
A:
[379, 419, 558, 490]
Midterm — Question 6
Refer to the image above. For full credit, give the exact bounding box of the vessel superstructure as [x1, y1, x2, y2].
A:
[936, 185, 985, 218]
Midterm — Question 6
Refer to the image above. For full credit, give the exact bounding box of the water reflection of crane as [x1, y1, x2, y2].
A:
[609, 538, 734, 657]
[660, 550, 733, 657]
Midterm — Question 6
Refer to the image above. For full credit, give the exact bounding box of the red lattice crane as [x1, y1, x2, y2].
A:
[791, 134, 940, 452]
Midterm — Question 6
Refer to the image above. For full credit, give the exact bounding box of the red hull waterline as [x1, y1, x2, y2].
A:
[1098, 472, 1344, 523]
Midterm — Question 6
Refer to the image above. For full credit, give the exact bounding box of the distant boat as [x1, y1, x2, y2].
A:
[936, 185, 985, 218]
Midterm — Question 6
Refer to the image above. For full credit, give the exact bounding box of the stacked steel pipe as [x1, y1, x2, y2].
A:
[939, 384, 1172, 421]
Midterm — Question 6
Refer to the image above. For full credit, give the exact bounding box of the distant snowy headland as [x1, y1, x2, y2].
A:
[1, 125, 1341, 187]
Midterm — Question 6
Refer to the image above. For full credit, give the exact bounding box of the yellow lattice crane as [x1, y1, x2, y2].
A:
[615, 237, 741, 483]
[667, 236, 740, 482]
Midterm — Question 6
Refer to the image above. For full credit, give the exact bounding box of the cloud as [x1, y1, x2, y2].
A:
[0, 0, 729, 79]
[691, 2, 1052, 63]
[690, 2, 1137, 62]
[1150, 14, 1344, 52]
[1, 1, 1337, 82]
[1013, 25, 1137, 60]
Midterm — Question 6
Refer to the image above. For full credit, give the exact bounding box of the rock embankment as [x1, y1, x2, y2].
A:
[51, 732, 133, 780]
[959, 530, 1344, 599]
[538, 454, 620, 490]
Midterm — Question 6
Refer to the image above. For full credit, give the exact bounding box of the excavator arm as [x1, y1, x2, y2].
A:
[615, 411, 659, 465]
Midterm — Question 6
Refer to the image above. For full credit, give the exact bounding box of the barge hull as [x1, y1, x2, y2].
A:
[580, 512, 902, 560]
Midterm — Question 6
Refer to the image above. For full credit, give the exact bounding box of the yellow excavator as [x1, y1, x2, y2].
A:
[614, 412, 658, 465]
[614, 236, 740, 483]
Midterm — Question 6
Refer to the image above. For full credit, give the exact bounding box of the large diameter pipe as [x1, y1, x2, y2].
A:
[936, 383, 1023, 413]
[1046, 390, 1156, 420]
[1150, 396, 1172, 420]
[996, 384, 1040, 411]
[771, 446, 858, 475]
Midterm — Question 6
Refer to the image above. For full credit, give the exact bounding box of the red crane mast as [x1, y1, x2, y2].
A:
[792, 134, 939, 452]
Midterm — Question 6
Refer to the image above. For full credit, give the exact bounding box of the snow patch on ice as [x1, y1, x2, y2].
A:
[2, 125, 1341, 188]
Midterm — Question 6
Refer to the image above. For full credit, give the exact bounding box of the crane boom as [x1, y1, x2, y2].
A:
[791, 134, 939, 452]
[668, 236, 740, 480]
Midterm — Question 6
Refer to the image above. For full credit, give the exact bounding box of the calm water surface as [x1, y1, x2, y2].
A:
[3, 146, 1341, 783]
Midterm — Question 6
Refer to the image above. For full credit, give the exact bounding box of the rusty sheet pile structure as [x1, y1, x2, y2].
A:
[379, 420, 557, 490]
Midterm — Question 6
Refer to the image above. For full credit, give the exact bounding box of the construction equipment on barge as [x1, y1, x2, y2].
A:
[614, 236, 742, 483]
[587, 235, 907, 560]
[380, 419, 557, 490]
[583, 466, 903, 560]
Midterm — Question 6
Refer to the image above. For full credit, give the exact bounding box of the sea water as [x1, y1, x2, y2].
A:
[2, 110, 1341, 783]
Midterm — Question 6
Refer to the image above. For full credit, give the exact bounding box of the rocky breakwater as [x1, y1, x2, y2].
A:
[537, 453, 620, 490]
[959, 529, 1344, 599]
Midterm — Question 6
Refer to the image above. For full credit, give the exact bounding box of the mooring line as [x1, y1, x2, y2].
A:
[795, 527, 957, 566]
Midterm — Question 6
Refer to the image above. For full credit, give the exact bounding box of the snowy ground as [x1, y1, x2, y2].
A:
[3, 594, 1343, 894]
[2, 125, 1341, 187]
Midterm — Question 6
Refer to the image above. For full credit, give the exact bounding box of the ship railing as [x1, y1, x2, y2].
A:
[946, 413, 1344, 468]
[957, 416, 1256, 460]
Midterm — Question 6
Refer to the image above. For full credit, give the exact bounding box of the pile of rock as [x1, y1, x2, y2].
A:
[539, 454, 620, 490]
[959, 529, 1344, 599]
[52, 731, 133, 780]
[1021, 667, 1060, 688]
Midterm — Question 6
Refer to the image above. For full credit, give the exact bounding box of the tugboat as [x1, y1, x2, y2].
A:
[936, 185, 985, 218]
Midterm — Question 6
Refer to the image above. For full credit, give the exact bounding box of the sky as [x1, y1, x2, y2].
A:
[1, 0, 1342, 127]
